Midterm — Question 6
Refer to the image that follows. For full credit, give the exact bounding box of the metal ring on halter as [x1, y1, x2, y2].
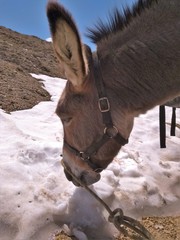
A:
[79, 152, 90, 161]
[104, 126, 119, 138]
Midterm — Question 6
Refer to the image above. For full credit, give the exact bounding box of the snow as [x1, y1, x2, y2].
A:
[0, 74, 180, 240]
[46, 37, 52, 42]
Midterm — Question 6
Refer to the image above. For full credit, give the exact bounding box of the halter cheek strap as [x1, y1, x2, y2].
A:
[94, 55, 128, 146]
[63, 54, 128, 172]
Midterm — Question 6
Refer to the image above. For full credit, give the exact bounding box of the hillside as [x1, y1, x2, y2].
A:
[0, 26, 63, 112]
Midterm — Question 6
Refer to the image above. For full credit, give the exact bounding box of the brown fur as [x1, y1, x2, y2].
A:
[47, 0, 180, 185]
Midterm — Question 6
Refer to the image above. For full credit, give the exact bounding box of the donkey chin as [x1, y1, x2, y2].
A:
[62, 159, 101, 186]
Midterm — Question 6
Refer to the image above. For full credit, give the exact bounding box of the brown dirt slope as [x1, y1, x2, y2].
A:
[0, 26, 64, 112]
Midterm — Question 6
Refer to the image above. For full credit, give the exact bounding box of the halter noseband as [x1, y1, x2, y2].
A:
[63, 54, 128, 172]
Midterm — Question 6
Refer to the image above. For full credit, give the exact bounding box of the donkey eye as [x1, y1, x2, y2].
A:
[61, 117, 72, 124]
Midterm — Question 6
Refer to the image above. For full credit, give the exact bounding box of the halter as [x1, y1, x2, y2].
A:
[63, 54, 128, 172]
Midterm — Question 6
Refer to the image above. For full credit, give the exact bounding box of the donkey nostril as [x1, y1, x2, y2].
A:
[79, 172, 86, 183]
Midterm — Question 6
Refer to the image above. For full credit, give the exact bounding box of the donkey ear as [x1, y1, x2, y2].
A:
[47, 2, 88, 87]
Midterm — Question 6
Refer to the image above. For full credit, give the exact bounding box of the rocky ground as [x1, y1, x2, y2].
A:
[50, 216, 180, 240]
[0, 26, 63, 112]
[0, 27, 179, 240]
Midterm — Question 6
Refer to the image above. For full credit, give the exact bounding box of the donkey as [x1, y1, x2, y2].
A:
[47, 0, 180, 186]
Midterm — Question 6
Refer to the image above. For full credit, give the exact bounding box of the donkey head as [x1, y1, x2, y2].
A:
[47, 2, 132, 186]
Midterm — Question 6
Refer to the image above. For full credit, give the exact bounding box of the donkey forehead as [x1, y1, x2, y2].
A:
[56, 86, 89, 116]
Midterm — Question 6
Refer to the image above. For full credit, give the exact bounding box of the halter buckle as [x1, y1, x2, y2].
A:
[98, 97, 110, 112]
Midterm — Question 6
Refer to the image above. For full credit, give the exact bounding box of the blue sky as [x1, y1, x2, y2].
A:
[0, 0, 136, 50]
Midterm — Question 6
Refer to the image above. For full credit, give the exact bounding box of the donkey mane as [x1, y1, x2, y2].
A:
[87, 0, 158, 44]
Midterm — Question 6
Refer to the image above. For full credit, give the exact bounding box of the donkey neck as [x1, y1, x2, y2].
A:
[98, 38, 180, 117]
[95, 0, 180, 116]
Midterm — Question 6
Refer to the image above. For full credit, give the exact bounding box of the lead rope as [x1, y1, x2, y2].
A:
[61, 160, 154, 240]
